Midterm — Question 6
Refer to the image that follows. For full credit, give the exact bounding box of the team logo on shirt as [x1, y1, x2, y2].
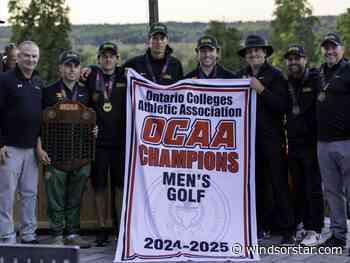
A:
[302, 87, 312, 93]
[56, 93, 64, 100]
[17, 83, 23, 89]
[163, 74, 172, 80]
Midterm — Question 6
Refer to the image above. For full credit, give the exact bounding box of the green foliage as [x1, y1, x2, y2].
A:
[8, 0, 72, 83]
[205, 21, 243, 72]
[336, 8, 350, 58]
[270, 0, 320, 69]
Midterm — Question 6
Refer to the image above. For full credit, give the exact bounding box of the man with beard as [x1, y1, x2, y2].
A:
[284, 45, 324, 246]
[83, 42, 125, 246]
[316, 33, 350, 250]
[123, 23, 183, 84]
[0, 41, 43, 244]
[185, 35, 237, 79]
[237, 35, 294, 245]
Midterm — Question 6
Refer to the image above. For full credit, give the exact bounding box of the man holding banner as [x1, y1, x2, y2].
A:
[237, 34, 294, 245]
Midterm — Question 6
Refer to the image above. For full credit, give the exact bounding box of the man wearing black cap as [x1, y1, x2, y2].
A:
[185, 35, 237, 79]
[0, 40, 43, 244]
[284, 44, 324, 246]
[123, 22, 183, 84]
[316, 33, 350, 250]
[37, 51, 93, 248]
[83, 42, 126, 246]
[237, 35, 294, 245]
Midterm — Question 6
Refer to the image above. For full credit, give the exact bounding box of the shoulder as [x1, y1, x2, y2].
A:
[217, 64, 237, 78]
[184, 69, 197, 79]
[123, 55, 145, 68]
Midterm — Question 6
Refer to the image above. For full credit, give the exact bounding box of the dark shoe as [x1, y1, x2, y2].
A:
[280, 234, 295, 246]
[96, 228, 109, 247]
[257, 230, 270, 241]
[21, 239, 40, 244]
[65, 235, 91, 249]
[319, 235, 345, 249]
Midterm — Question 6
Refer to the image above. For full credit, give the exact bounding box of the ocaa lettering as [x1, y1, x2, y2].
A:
[141, 116, 236, 149]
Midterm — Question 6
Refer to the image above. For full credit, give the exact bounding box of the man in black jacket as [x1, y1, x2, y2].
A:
[83, 42, 126, 246]
[237, 35, 294, 245]
[123, 23, 183, 84]
[0, 41, 43, 244]
[185, 35, 237, 79]
[316, 33, 350, 250]
[284, 45, 324, 246]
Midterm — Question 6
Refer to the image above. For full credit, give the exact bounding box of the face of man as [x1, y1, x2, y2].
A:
[286, 54, 307, 77]
[149, 33, 168, 59]
[322, 42, 344, 67]
[5, 48, 18, 69]
[198, 46, 218, 69]
[17, 43, 39, 74]
[245, 47, 266, 68]
[59, 62, 80, 82]
[98, 50, 118, 73]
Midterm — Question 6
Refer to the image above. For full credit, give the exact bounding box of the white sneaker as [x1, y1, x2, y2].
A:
[296, 228, 306, 241]
[300, 230, 321, 246]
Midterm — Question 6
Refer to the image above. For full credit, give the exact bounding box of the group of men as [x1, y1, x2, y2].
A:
[0, 22, 350, 253]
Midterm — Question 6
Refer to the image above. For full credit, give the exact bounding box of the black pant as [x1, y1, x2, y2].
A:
[90, 147, 125, 228]
[255, 139, 294, 234]
[288, 144, 324, 232]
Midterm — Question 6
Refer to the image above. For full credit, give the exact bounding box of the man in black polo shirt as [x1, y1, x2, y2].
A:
[0, 40, 43, 244]
[36, 51, 92, 248]
[185, 35, 237, 79]
[83, 42, 125, 246]
[123, 22, 183, 84]
[316, 33, 350, 250]
[284, 45, 324, 246]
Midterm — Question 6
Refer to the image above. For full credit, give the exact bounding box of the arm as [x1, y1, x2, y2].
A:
[36, 137, 51, 165]
[251, 74, 288, 114]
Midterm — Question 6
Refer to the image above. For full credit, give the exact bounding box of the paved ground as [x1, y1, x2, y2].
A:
[75, 226, 350, 262]
[33, 219, 350, 262]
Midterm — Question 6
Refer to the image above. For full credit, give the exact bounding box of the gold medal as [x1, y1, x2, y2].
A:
[103, 102, 112, 112]
[292, 105, 300, 115]
[318, 91, 326, 102]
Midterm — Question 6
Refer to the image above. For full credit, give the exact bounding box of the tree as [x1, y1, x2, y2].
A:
[270, 0, 319, 69]
[336, 8, 350, 58]
[205, 21, 243, 72]
[8, 0, 72, 83]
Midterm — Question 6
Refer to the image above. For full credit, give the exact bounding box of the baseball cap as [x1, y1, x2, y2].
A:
[196, 35, 219, 50]
[149, 23, 168, 37]
[284, 44, 306, 59]
[59, 51, 80, 65]
[98, 42, 118, 55]
[321, 32, 342, 47]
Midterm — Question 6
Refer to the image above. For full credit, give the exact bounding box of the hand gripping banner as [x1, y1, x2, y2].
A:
[115, 69, 258, 262]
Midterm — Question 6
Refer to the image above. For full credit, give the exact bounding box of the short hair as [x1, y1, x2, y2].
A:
[18, 40, 39, 51]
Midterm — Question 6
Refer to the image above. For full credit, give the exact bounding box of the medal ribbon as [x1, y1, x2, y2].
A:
[96, 72, 115, 102]
[287, 69, 309, 115]
[320, 60, 347, 93]
[60, 82, 78, 101]
[145, 53, 170, 83]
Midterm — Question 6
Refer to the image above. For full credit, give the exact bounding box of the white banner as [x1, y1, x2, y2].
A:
[115, 69, 258, 262]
